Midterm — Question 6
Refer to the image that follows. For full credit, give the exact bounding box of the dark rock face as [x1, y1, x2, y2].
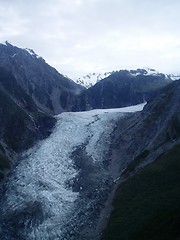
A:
[0, 67, 56, 180]
[0, 42, 173, 114]
[101, 80, 180, 240]
[73, 70, 172, 111]
[0, 42, 84, 114]
[0, 41, 179, 240]
[110, 80, 180, 177]
[0, 42, 85, 180]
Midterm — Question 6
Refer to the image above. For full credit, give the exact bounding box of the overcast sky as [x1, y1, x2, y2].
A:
[0, 0, 180, 79]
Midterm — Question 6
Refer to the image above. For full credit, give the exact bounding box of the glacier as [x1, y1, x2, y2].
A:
[0, 103, 145, 240]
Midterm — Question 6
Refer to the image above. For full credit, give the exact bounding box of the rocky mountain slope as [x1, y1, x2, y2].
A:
[0, 42, 173, 113]
[0, 80, 179, 240]
[0, 42, 84, 114]
[0, 104, 145, 240]
[0, 42, 84, 180]
[168, 74, 180, 80]
[0, 42, 179, 239]
[111, 79, 180, 171]
[0, 66, 56, 180]
[73, 69, 172, 110]
[101, 80, 180, 239]
[75, 68, 172, 88]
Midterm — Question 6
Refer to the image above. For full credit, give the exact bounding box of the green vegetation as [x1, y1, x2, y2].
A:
[134, 82, 165, 93]
[0, 90, 34, 151]
[0, 172, 4, 180]
[134, 75, 170, 93]
[0, 89, 29, 120]
[0, 143, 5, 153]
[172, 113, 180, 137]
[0, 153, 10, 171]
[0, 68, 37, 112]
[0, 78, 55, 153]
[0, 152, 10, 181]
[101, 145, 180, 240]
[124, 149, 150, 173]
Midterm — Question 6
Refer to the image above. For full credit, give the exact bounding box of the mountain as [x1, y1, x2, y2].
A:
[0, 66, 56, 180]
[101, 80, 180, 240]
[0, 42, 179, 238]
[73, 69, 173, 111]
[0, 42, 85, 180]
[0, 80, 179, 240]
[0, 43, 173, 113]
[75, 68, 171, 88]
[0, 42, 84, 114]
[167, 73, 180, 80]
[76, 72, 112, 88]
[109, 80, 180, 174]
[102, 145, 180, 240]
[0, 103, 146, 240]
[0, 43, 174, 183]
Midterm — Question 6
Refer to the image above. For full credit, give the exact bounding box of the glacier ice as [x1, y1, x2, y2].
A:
[0, 103, 145, 240]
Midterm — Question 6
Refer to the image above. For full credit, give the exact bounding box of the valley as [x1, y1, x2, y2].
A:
[0, 104, 145, 240]
[0, 42, 179, 240]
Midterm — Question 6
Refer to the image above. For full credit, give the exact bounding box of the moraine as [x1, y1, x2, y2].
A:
[0, 103, 145, 240]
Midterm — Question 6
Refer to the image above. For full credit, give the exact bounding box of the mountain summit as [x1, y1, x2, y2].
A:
[0, 42, 84, 180]
[0, 43, 179, 240]
[76, 68, 172, 88]
[73, 69, 172, 110]
[0, 42, 84, 114]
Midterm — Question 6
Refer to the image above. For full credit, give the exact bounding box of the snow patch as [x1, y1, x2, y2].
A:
[11, 53, 17, 58]
[0, 41, 12, 46]
[76, 72, 112, 88]
[130, 68, 161, 77]
[167, 74, 180, 81]
[25, 48, 41, 59]
[75, 68, 170, 88]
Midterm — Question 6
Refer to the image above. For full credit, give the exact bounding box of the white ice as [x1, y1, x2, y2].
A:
[2, 102, 145, 239]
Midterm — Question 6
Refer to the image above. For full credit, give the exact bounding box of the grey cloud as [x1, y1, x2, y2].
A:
[0, 0, 180, 78]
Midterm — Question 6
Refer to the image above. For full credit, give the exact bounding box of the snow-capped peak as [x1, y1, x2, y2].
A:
[0, 40, 12, 46]
[75, 68, 166, 88]
[129, 68, 161, 77]
[0, 42, 42, 60]
[76, 72, 112, 88]
[166, 74, 180, 81]
[24, 48, 41, 58]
